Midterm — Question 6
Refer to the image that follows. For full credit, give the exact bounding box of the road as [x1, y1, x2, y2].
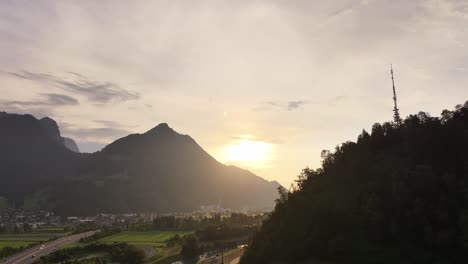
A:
[2, 231, 96, 264]
[229, 257, 240, 264]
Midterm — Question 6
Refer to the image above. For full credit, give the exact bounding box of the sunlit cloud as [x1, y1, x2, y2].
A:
[0, 0, 467, 186]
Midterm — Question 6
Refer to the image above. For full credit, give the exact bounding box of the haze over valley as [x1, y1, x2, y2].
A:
[1, 1, 468, 264]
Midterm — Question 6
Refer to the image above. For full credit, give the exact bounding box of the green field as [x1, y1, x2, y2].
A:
[51, 230, 192, 263]
[0, 231, 68, 249]
[0, 241, 32, 249]
[96, 231, 193, 263]
[99, 231, 192, 247]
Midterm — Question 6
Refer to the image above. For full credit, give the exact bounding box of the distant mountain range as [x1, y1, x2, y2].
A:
[0, 112, 280, 215]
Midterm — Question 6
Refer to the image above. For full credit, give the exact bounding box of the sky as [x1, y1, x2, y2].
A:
[1, 0, 467, 187]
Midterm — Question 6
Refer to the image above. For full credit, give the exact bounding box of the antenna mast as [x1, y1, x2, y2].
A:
[390, 64, 402, 126]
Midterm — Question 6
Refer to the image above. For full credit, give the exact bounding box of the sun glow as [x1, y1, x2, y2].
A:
[223, 136, 274, 168]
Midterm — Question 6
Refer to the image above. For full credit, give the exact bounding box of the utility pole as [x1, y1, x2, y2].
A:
[221, 245, 224, 264]
[390, 64, 402, 126]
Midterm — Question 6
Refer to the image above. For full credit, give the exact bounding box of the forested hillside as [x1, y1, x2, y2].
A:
[242, 101, 468, 264]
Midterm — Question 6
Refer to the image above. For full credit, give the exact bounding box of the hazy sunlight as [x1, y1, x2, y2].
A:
[223, 136, 274, 169]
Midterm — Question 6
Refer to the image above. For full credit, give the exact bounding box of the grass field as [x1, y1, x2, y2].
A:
[96, 231, 193, 263]
[45, 230, 192, 263]
[0, 231, 68, 249]
[99, 231, 192, 247]
[0, 241, 32, 250]
[33, 227, 67, 233]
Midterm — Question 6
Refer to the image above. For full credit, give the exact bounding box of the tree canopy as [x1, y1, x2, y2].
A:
[242, 101, 468, 264]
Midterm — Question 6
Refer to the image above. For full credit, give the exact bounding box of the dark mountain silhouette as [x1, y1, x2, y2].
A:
[241, 101, 468, 264]
[0, 112, 81, 205]
[39, 116, 80, 152]
[0, 112, 279, 215]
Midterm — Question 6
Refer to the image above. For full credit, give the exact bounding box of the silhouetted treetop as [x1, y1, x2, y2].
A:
[242, 100, 468, 264]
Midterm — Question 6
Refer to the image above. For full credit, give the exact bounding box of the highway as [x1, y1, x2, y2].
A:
[2, 231, 96, 264]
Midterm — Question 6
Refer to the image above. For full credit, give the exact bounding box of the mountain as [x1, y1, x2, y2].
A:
[241, 101, 468, 264]
[0, 112, 81, 206]
[57, 122, 280, 215]
[39, 116, 80, 152]
[0, 112, 279, 215]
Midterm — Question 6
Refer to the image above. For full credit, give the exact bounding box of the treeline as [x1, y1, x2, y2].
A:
[242, 101, 468, 264]
[37, 243, 145, 264]
[196, 224, 255, 241]
[80, 227, 120, 243]
[172, 225, 253, 259]
[0, 223, 35, 233]
[129, 213, 265, 231]
[161, 214, 261, 259]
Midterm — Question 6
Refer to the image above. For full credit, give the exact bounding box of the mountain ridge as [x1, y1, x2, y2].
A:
[0, 112, 279, 215]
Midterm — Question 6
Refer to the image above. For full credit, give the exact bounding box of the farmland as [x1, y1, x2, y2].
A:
[98, 231, 192, 247]
[0, 229, 68, 249]
[97, 231, 193, 263]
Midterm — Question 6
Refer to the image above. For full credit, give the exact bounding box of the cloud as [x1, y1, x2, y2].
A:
[64, 127, 130, 139]
[0, 93, 79, 118]
[43, 93, 79, 106]
[327, 3, 355, 18]
[92, 119, 140, 130]
[60, 125, 131, 144]
[93, 120, 122, 127]
[255, 100, 309, 111]
[256, 96, 347, 111]
[1, 93, 79, 107]
[6, 71, 139, 103]
[0, 105, 52, 118]
[1, 0, 468, 185]
[328, 95, 347, 105]
[56, 119, 136, 152]
[287, 101, 307, 111]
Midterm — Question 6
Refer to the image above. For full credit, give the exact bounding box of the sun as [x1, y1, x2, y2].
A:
[223, 136, 274, 168]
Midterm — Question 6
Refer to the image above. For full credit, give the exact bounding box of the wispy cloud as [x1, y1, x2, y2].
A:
[93, 120, 123, 127]
[255, 100, 310, 112]
[63, 127, 130, 139]
[6, 71, 139, 103]
[1, 0, 467, 185]
[327, 3, 355, 19]
[58, 119, 136, 153]
[60, 124, 131, 144]
[1, 93, 79, 107]
[287, 100, 307, 111]
[256, 96, 348, 111]
[328, 95, 347, 106]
